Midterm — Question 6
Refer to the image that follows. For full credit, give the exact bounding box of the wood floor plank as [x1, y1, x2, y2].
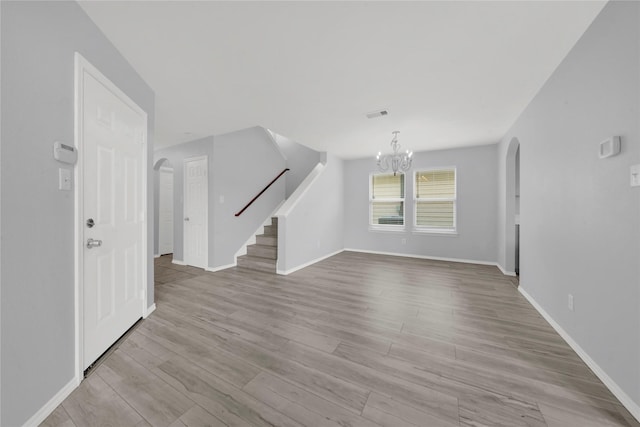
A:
[61, 372, 144, 427]
[139, 310, 372, 414]
[44, 252, 640, 427]
[277, 340, 460, 425]
[363, 391, 458, 427]
[242, 371, 380, 427]
[96, 350, 196, 427]
[40, 405, 76, 427]
[168, 405, 229, 427]
[155, 357, 301, 427]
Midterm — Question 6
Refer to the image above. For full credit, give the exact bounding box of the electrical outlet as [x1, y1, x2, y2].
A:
[568, 294, 574, 311]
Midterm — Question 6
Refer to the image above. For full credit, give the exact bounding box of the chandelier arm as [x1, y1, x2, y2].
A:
[376, 131, 412, 176]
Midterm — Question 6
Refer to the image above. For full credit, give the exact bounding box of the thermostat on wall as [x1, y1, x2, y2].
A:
[599, 136, 621, 159]
[53, 141, 78, 164]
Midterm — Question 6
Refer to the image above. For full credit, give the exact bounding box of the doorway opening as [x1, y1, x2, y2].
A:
[505, 137, 520, 278]
[154, 159, 174, 257]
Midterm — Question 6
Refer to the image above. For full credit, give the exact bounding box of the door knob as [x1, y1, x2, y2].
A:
[184, 217, 190, 221]
[86, 238, 102, 249]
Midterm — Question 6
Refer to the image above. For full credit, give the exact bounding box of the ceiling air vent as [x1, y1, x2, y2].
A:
[366, 110, 388, 119]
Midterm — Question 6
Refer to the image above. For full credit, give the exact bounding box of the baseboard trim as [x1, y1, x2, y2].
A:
[23, 376, 79, 427]
[171, 259, 186, 266]
[496, 263, 517, 276]
[277, 249, 344, 275]
[205, 263, 236, 273]
[344, 248, 498, 268]
[519, 287, 640, 423]
[143, 303, 156, 318]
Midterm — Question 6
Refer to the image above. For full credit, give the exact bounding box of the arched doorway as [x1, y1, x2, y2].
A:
[505, 138, 520, 276]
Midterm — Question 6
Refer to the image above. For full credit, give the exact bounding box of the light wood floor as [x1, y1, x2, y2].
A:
[42, 252, 639, 427]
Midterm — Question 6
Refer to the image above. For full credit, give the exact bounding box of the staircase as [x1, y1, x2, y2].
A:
[237, 217, 278, 273]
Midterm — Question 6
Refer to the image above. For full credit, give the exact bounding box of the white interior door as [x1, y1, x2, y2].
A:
[183, 156, 208, 269]
[78, 56, 147, 370]
[158, 167, 174, 255]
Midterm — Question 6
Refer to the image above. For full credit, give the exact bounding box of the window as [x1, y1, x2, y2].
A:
[414, 168, 456, 232]
[370, 173, 404, 228]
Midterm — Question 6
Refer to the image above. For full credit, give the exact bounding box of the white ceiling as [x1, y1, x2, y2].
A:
[79, 1, 606, 159]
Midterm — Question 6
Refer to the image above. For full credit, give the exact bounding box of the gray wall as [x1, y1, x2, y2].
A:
[497, 0, 640, 406]
[344, 144, 498, 263]
[278, 154, 344, 272]
[154, 127, 286, 269]
[271, 132, 322, 198]
[0, 1, 155, 425]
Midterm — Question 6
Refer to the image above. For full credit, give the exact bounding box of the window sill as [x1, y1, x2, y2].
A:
[412, 229, 458, 236]
[369, 226, 406, 233]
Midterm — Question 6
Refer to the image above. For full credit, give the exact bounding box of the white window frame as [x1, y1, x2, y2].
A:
[369, 172, 406, 231]
[413, 167, 457, 234]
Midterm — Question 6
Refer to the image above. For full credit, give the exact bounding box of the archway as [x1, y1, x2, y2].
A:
[505, 138, 520, 276]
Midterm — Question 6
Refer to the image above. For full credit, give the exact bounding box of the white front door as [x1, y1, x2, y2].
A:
[158, 167, 174, 255]
[77, 55, 147, 370]
[183, 156, 208, 269]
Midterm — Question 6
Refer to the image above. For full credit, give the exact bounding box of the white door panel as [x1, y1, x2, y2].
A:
[184, 157, 208, 268]
[81, 63, 146, 370]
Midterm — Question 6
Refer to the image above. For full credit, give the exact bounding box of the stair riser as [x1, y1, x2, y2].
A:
[237, 257, 276, 273]
[263, 225, 277, 236]
[256, 235, 277, 246]
[247, 246, 277, 259]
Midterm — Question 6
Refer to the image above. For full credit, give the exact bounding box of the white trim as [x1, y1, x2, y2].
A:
[344, 248, 499, 268]
[369, 171, 406, 230]
[410, 229, 458, 236]
[519, 287, 640, 423]
[277, 248, 344, 275]
[154, 254, 161, 258]
[497, 263, 517, 276]
[143, 303, 156, 318]
[205, 263, 237, 273]
[368, 225, 406, 233]
[183, 155, 208, 269]
[74, 53, 148, 380]
[22, 376, 79, 427]
[172, 259, 187, 266]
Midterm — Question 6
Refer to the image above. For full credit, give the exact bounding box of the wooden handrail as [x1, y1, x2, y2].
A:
[235, 168, 290, 217]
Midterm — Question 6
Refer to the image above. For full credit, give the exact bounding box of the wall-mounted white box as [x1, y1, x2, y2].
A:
[599, 136, 621, 159]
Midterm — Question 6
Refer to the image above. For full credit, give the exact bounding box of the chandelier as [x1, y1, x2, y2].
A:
[376, 131, 413, 176]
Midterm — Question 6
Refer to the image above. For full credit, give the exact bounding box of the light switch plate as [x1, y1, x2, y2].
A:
[59, 168, 72, 191]
[631, 164, 640, 187]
